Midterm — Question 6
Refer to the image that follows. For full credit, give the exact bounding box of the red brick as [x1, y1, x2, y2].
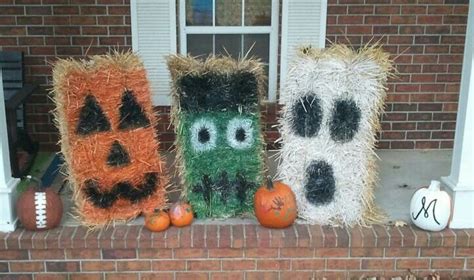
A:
[314, 248, 348, 257]
[152, 260, 186, 271]
[69, 274, 102, 280]
[282, 271, 314, 280]
[0, 250, 29, 260]
[421, 247, 454, 257]
[431, 258, 465, 269]
[456, 247, 474, 257]
[10, 261, 44, 272]
[141, 273, 174, 280]
[280, 248, 313, 258]
[210, 272, 243, 280]
[397, 259, 430, 269]
[361, 259, 394, 270]
[209, 248, 243, 258]
[35, 275, 67, 280]
[385, 247, 419, 257]
[46, 261, 80, 272]
[222, 260, 255, 271]
[82, 261, 116, 272]
[244, 248, 277, 258]
[291, 259, 324, 270]
[66, 249, 100, 259]
[246, 272, 278, 280]
[102, 249, 136, 259]
[188, 260, 221, 271]
[116, 260, 151, 271]
[30, 249, 65, 259]
[218, 225, 231, 248]
[138, 249, 173, 259]
[105, 273, 138, 280]
[350, 248, 383, 257]
[174, 248, 207, 259]
[327, 259, 360, 270]
[176, 272, 209, 280]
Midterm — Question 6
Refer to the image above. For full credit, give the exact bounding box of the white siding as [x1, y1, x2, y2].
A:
[131, 0, 177, 105]
[280, 0, 327, 101]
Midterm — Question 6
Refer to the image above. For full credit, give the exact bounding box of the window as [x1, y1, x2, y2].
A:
[179, 0, 279, 101]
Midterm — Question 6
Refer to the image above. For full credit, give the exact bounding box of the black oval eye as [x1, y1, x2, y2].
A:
[198, 128, 210, 143]
[291, 95, 322, 138]
[235, 128, 246, 142]
[330, 99, 361, 143]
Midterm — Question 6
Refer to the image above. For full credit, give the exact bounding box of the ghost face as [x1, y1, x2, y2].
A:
[278, 51, 388, 225]
[57, 56, 167, 225]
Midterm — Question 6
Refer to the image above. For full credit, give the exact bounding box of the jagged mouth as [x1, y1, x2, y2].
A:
[84, 172, 159, 209]
[191, 171, 256, 207]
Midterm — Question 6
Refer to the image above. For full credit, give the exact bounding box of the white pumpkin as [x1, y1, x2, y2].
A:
[410, 180, 451, 231]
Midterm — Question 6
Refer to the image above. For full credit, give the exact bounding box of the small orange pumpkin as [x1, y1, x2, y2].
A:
[169, 202, 194, 227]
[254, 177, 297, 228]
[145, 210, 170, 232]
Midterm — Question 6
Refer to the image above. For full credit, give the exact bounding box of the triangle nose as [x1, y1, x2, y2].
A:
[107, 140, 130, 167]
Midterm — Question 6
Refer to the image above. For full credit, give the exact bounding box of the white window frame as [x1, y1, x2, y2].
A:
[179, 0, 280, 102]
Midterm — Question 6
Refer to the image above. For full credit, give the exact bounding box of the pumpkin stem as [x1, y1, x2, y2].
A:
[26, 175, 43, 191]
[266, 176, 274, 190]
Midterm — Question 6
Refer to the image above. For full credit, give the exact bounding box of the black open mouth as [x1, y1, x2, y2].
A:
[304, 160, 336, 206]
[192, 171, 256, 207]
[84, 172, 159, 209]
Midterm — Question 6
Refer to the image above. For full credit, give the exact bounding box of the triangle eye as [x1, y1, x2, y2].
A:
[118, 90, 150, 130]
[107, 140, 130, 167]
[76, 95, 111, 135]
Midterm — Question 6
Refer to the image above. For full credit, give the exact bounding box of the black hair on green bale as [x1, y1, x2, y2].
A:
[76, 95, 111, 135]
[177, 71, 259, 112]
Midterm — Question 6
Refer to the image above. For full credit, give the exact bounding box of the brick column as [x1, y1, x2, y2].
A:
[0, 69, 20, 232]
[442, 3, 474, 229]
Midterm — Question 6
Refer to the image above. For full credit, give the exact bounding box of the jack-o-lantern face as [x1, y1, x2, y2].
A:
[53, 53, 168, 226]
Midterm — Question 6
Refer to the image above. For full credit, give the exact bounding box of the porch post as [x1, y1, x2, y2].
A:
[0, 68, 20, 232]
[441, 2, 474, 229]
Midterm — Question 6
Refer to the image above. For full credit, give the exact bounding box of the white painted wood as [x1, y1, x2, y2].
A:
[280, 0, 328, 102]
[267, 0, 279, 102]
[0, 69, 20, 232]
[184, 26, 273, 34]
[179, 0, 279, 101]
[131, 0, 177, 106]
[442, 2, 474, 229]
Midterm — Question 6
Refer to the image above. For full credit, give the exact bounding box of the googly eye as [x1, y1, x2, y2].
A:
[226, 118, 254, 150]
[190, 119, 217, 152]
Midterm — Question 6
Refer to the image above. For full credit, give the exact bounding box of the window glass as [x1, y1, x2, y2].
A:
[186, 0, 213, 26]
[243, 34, 269, 62]
[244, 0, 272, 26]
[215, 0, 242, 26]
[215, 34, 242, 58]
[187, 34, 213, 57]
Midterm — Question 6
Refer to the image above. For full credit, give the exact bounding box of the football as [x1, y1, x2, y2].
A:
[16, 185, 63, 231]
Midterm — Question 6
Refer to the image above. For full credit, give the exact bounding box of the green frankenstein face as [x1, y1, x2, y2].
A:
[175, 71, 264, 218]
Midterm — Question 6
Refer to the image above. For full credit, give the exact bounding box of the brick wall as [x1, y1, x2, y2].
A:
[0, 224, 473, 279]
[0, 0, 469, 151]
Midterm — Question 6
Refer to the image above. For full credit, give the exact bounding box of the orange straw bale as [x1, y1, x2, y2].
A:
[52, 52, 168, 227]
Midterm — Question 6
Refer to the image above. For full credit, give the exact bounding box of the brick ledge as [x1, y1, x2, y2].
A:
[1, 224, 472, 250]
